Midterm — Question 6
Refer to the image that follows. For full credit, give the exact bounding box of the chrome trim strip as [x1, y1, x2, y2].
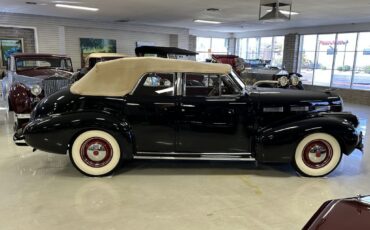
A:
[127, 103, 140, 106]
[154, 102, 175, 106]
[181, 104, 195, 108]
[206, 98, 236, 102]
[15, 113, 31, 119]
[229, 102, 247, 105]
[137, 152, 252, 156]
[133, 156, 256, 161]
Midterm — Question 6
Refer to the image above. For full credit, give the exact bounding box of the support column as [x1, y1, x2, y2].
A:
[283, 33, 300, 72]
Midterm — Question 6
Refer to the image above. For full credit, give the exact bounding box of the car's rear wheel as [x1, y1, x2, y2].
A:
[70, 130, 121, 176]
[293, 133, 342, 177]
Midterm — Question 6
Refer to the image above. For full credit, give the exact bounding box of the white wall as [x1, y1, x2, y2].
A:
[0, 13, 190, 68]
[64, 27, 169, 69]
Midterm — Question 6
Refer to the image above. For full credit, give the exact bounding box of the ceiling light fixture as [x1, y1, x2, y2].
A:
[259, 0, 293, 22]
[266, 9, 299, 15]
[194, 19, 222, 24]
[55, 4, 99, 11]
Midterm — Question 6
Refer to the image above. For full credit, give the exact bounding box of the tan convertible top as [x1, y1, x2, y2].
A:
[86, 53, 130, 59]
[70, 57, 232, 96]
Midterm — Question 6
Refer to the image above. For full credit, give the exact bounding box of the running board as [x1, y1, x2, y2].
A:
[134, 152, 256, 161]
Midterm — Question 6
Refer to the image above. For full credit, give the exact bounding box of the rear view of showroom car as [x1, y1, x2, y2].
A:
[1, 53, 74, 137]
[18, 57, 363, 177]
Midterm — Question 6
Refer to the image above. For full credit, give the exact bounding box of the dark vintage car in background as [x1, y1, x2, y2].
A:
[212, 54, 304, 89]
[19, 57, 362, 177]
[135, 45, 197, 59]
[1, 53, 74, 136]
[303, 195, 370, 229]
[77, 52, 129, 79]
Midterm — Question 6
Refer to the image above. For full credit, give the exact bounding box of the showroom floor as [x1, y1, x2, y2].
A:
[0, 101, 369, 230]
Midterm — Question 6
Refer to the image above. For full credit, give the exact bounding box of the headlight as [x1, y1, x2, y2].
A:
[278, 76, 289, 87]
[31, 85, 42, 96]
[290, 74, 300, 86]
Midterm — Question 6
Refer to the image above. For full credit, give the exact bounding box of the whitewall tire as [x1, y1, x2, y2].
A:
[71, 130, 121, 176]
[294, 133, 342, 177]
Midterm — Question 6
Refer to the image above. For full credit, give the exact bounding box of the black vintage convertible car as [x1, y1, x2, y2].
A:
[18, 57, 363, 176]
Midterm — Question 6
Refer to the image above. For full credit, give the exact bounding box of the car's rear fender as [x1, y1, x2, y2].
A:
[24, 112, 135, 159]
[255, 115, 359, 163]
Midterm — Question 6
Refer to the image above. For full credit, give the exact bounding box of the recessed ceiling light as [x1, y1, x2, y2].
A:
[55, 4, 99, 11]
[52, 1, 82, 3]
[206, 8, 220, 12]
[194, 19, 222, 24]
[115, 19, 130, 23]
[266, 9, 299, 15]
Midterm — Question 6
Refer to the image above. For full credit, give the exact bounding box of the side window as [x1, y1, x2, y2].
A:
[184, 73, 219, 97]
[184, 73, 240, 97]
[134, 72, 175, 96]
[220, 74, 241, 95]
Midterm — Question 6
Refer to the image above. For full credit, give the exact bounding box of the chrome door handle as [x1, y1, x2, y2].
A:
[154, 102, 175, 106]
[180, 103, 195, 108]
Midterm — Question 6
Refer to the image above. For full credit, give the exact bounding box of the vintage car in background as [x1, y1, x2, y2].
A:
[1, 53, 74, 136]
[135, 46, 197, 59]
[212, 54, 304, 89]
[77, 53, 129, 79]
[303, 195, 370, 229]
[19, 57, 362, 176]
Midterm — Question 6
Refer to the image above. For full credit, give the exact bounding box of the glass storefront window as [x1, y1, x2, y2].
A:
[259, 37, 273, 60]
[353, 32, 370, 90]
[238, 36, 284, 66]
[299, 32, 370, 90]
[196, 37, 228, 62]
[272, 36, 284, 67]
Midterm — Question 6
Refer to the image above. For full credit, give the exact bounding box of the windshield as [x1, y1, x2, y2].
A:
[230, 70, 245, 88]
[16, 57, 73, 71]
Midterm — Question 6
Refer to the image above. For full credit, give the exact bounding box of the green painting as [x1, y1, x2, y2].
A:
[1, 39, 23, 66]
[80, 38, 117, 66]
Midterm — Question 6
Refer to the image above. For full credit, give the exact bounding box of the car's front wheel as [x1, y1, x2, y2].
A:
[293, 133, 342, 177]
[70, 130, 121, 176]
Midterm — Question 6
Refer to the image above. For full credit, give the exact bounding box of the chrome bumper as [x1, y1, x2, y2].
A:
[13, 131, 27, 146]
[356, 131, 364, 152]
[15, 113, 31, 119]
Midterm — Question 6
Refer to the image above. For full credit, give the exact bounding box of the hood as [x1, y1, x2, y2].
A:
[248, 87, 342, 113]
[14, 69, 73, 89]
[251, 87, 340, 103]
[16, 68, 73, 79]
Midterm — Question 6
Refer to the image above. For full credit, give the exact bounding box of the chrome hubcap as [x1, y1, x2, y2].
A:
[302, 140, 333, 169]
[80, 137, 113, 168]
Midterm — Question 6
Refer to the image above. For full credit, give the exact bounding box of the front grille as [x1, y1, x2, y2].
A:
[42, 77, 74, 97]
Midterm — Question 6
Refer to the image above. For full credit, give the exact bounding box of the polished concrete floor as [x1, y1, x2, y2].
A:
[0, 102, 369, 230]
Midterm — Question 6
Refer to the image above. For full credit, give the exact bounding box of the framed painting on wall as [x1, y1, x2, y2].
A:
[80, 38, 117, 66]
[0, 38, 23, 67]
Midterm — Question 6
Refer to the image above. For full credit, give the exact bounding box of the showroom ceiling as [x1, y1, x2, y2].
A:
[1, 0, 370, 32]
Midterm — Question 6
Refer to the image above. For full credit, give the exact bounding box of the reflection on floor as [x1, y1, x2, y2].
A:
[0, 102, 369, 230]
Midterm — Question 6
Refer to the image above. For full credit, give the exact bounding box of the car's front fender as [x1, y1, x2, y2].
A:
[255, 114, 360, 163]
[23, 112, 134, 159]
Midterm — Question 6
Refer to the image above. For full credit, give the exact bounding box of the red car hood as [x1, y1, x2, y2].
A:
[16, 68, 73, 79]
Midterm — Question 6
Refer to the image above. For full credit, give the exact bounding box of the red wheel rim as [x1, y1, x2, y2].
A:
[302, 139, 333, 169]
[80, 137, 113, 168]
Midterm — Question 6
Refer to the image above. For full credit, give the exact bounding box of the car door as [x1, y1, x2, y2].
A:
[124, 72, 179, 153]
[177, 73, 252, 153]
